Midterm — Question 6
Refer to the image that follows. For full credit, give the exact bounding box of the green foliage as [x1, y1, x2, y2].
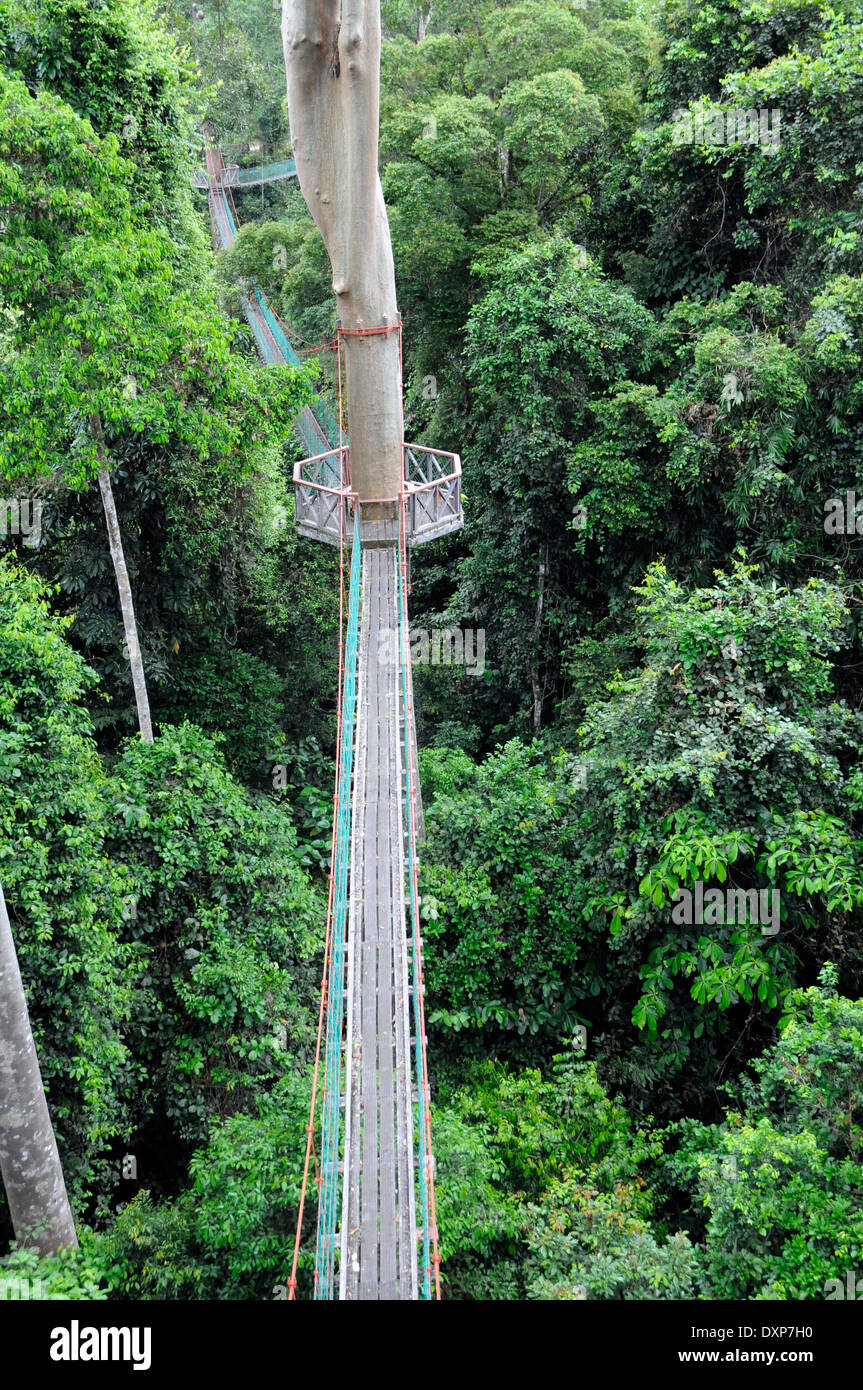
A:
[187, 1072, 309, 1297]
[425, 1106, 521, 1298]
[583, 556, 857, 1044]
[466, 2, 636, 99]
[159, 0, 286, 149]
[448, 1051, 660, 1198]
[376, 0, 655, 445]
[0, 559, 134, 1202]
[106, 721, 322, 1149]
[0, 1235, 113, 1299]
[524, 1177, 699, 1300]
[666, 972, 863, 1298]
[110, 1071, 309, 1299]
[0, 0, 199, 224]
[0, 70, 314, 486]
[423, 553, 863, 1115]
[421, 739, 585, 1047]
[0, 561, 323, 1225]
[433, 1047, 687, 1299]
[0, 5, 330, 756]
[0, 1070, 312, 1299]
[452, 235, 659, 733]
[637, 1, 863, 296]
[745, 966, 863, 1161]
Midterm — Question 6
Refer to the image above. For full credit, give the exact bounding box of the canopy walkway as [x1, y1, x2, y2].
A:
[201, 141, 337, 457]
[193, 153, 298, 191]
[310, 514, 432, 1299]
[201, 136, 462, 1299]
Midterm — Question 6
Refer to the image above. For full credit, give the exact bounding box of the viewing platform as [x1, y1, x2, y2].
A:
[294, 444, 463, 549]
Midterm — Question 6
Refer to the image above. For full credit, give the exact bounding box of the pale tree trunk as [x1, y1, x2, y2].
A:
[89, 415, 154, 744]
[0, 881, 78, 1255]
[283, 0, 404, 507]
[531, 545, 548, 736]
[416, 6, 432, 42]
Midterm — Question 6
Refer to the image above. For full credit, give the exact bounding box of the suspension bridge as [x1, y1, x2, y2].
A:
[197, 137, 462, 1299]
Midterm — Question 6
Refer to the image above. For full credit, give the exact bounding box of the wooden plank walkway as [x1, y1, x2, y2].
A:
[340, 545, 418, 1300]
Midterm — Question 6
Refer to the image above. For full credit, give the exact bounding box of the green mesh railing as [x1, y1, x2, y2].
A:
[252, 286, 301, 366]
[231, 158, 298, 185]
[315, 515, 361, 1300]
[251, 289, 342, 449]
[311, 396, 342, 449]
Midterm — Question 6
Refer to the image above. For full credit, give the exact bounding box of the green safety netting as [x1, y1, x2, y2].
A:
[231, 159, 298, 185]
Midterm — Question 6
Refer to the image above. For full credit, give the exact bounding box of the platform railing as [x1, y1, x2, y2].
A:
[403, 446, 462, 546]
[294, 443, 462, 548]
[294, 448, 351, 546]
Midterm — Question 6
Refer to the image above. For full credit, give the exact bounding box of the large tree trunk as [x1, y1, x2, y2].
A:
[89, 416, 154, 744]
[282, 0, 404, 507]
[0, 881, 78, 1255]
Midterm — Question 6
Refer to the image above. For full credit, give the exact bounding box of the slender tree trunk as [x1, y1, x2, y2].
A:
[416, 6, 431, 42]
[89, 415, 154, 744]
[283, 0, 404, 507]
[531, 545, 548, 736]
[0, 881, 78, 1255]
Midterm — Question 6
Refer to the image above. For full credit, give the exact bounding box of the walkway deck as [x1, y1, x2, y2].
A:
[340, 546, 418, 1299]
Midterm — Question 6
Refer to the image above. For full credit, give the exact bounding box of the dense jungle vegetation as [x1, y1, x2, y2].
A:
[1, 0, 863, 1300]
